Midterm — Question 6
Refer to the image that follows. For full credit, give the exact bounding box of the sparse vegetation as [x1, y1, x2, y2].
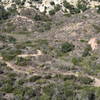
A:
[0, 1, 100, 99]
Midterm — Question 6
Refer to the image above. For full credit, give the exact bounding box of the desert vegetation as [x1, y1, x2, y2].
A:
[0, 0, 100, 99]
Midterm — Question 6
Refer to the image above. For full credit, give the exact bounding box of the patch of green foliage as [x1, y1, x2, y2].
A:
[15, 57, 31, 66]
[77, 0, 89, 12]
[0, 5, 10, 20]
[49, 9, 56, 15]
[0, 34, 16, 43]
[82, 45, 91, 57]
[72, 57, 81, 65]
[1, 48, 21, 61]
[61, 42, 75, 53]
[78, 76, 94, 84]
[29, 75, 41, 82]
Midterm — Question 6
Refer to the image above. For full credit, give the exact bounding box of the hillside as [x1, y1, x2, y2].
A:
[0, 0, 100, 100]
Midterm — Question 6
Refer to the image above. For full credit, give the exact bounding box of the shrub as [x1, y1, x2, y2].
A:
[49, 9, 55, 15]
[14, 0, 22, 5]
[50, 1, 55, 6]
[29, 75, 41, 82]
[63, 1, 80, 14]
[64, 81, 76, 97]
[0, 5, 10, 20]
[82, 45, 91, 57]
[0, 34, 16, 43]
[61, 75, 77, 81]
[77, 0, 88, 12]
[63, 1, 73, 9]
[17, 79, 26, 85]
[43, 83, 55, 96]
[54, 4, 61, 12]
[78, 76, 94, 84]
[13, 86, 25, 97]
[24, 87, 37, 98]
[93, 24, 100, 33]
[72, 57, 83, 65]
[15, 57, 30, 66]
[40, 94, 50, 100]
[33, 14, 42, 21]
[1, 83, 14, 93]
[1, 48, 21, 61]
[70, 7, 80, 14]
[33, 13, 51, 22]
[36, 22, 51, 32]
[1, 79, 14, 93]
[97, 5, 100, 14]
[3, 23, 16, 33]
[61, 42, 75, 53]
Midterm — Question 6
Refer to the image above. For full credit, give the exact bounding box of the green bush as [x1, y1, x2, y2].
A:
[17, 79, 26, 85]
[1, 48, 21, 61]
[36, 22, 51, 32]
[93, 24, 100, 33]
[1, 83, 14, 93]
[63, 0, 80, 14]
[72, 57, 83, 65]
[43, 83, 55, 96]
[77, 0, 88, 12]
[13, 86, 25, 97]
[0, 34, 16, 43]
[33, 14, 42, 21]
[56, 74, 77, 81]
[40, 94, 50, 100]
[0, 5, 10, 20]
[49, 9, 55, 15]
[63, 1, 73, 9]
[50, 1, 55, 6]
[29, 75, 41, 82]
[24, 87, 37, 98]
[78, 76, 94, 84]
[54, 4, 61, 12]
[82, 45, 91, 57]
[64, 81, 76, 97]
[33, 13, 51, 22]
[1, 79, 14, 93]
[97, 6, 100, 14]
[61, 42, 75, 53]
[15, 57, 30, 66]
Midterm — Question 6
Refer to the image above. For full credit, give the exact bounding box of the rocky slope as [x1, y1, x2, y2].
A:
[0, 0, 100, 100]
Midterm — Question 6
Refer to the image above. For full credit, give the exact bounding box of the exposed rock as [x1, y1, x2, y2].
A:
[88, 37, 98, 51]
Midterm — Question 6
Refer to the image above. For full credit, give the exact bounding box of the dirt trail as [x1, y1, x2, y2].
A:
[0, 56, 100, 87]
[17, 50, 43, 58]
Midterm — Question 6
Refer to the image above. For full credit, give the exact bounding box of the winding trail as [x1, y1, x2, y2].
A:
[0, 55, 100, 87]
[17, 50, 43, 58]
